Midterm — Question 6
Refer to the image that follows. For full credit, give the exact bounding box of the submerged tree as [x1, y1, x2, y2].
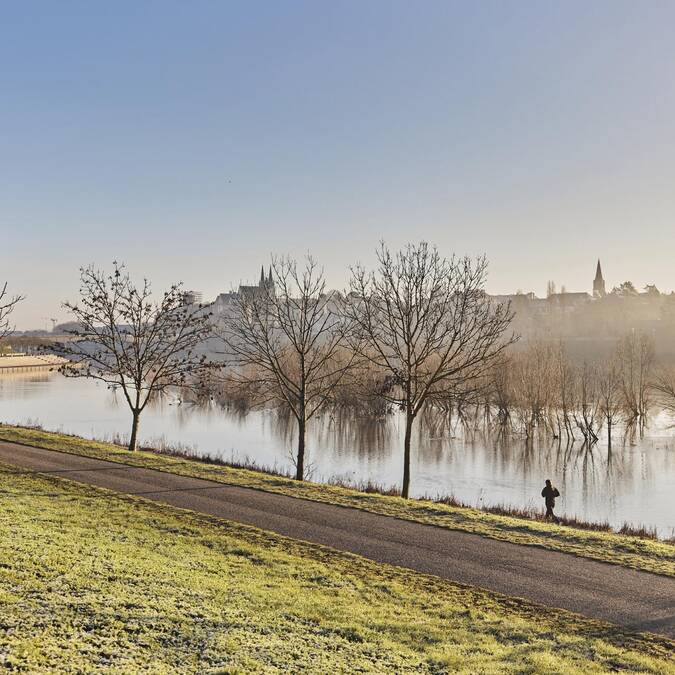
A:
[511, 341, 557, 439]
[597, 356, 622, 447]
[574, 361, 601, 444]
[651, 365, 675, 418]
[222, 256, 358, 480]
[0, 282, 25, 347]
[616, 330, 654, 427]
[54, 263, 213, 451]
[551, 342, 577, 442]
[345, 242, 516, 498]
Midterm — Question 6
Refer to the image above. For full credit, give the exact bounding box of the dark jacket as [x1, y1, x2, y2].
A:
[541, 485, 560, 506]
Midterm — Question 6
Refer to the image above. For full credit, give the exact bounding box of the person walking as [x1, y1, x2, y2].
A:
[541, 479, 561, 523]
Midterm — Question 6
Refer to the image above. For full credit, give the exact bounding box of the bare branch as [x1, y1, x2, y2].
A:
[0, 282, 25, 345]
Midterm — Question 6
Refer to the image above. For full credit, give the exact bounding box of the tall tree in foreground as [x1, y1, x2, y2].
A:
[0, 282, 25, 348]
[222, 256, 357, 480]
[54, 263, 213, 451]
[345, 242, 516, 498]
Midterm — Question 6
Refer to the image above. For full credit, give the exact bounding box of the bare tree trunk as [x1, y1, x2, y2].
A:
[295, 417, 306, 481]
[129, 409, 140, 452]
[402, 411, 414, 498]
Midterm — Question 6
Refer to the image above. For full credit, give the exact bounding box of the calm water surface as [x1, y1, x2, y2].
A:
[1, 372, 673, 537]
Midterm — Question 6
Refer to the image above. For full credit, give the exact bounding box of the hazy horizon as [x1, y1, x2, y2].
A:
[3, 1, 675, 328]
[7, 253, 670, 331]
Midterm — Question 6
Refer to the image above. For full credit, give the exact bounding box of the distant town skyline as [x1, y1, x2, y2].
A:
[9, 256, 673, 332]
[3, 2, 675, 328]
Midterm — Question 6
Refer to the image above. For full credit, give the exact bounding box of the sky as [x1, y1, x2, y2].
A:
[2, 1, 675, 329]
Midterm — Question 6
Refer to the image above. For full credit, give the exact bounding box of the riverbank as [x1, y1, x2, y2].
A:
[2, 372, 670, 534]
[1, 424, 673, 577]
[1, 464, 672, 673]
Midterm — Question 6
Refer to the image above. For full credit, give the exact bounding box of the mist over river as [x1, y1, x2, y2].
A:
[1, 371, 673, 537]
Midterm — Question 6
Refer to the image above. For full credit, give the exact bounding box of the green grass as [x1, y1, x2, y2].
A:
[1, 424, 674, 579]
[1, 465, 673, 673]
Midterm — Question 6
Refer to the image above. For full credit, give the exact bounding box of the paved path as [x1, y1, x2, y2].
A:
[0, 440, 673, 638]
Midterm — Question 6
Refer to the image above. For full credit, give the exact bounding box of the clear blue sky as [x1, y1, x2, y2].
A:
[2, 1, 675, 328]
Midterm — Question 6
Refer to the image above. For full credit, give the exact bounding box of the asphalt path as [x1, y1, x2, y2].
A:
[0, 440, 673, 638]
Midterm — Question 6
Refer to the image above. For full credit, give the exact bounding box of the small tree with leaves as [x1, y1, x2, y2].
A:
[0, 282, 24, 350]
[345, 242, 516, 498]
[221, 255, 357, 480]
[53, 263, 213, 451]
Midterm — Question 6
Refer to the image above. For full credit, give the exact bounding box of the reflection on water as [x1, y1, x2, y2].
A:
[0, 372, 673, 537]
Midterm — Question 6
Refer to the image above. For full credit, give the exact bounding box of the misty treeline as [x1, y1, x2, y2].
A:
[217, 322, 671, 454]
[481, 332, 660, 446]
[39, 242, 675, 497]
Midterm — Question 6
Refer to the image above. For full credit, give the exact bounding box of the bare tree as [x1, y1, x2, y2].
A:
[53, 263, 213, 451]
[0, 282, 25, 348]
[573, 361, 600, 444]
[222, 255, 358, 480]
[651, 365, 675, 418]
[616, 330, 654, 427]
[512, 341, 557, 439]
[597, 356, 622, 447]
[551, 342, 577, 442]
[487, 356, 513, 427]
[345, 242, 516, 498]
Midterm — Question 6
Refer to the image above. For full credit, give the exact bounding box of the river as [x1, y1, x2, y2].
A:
[0, 371, 673, 537]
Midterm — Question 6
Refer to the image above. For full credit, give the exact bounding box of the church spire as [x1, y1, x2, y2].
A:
[260, 265, 266, 286]
[593, 259, 606, 297]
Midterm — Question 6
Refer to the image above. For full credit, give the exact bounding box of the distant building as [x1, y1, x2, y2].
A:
[593, 260, 606, 297]
[212, 266, 275, 316]
[181, 290, 204, 306]
[547, 291, 591, 311]
[237, 266, 274, 298]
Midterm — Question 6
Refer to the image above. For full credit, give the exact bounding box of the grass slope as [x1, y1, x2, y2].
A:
[0, 424, 673, 578]
[1, 466, 673, 674]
